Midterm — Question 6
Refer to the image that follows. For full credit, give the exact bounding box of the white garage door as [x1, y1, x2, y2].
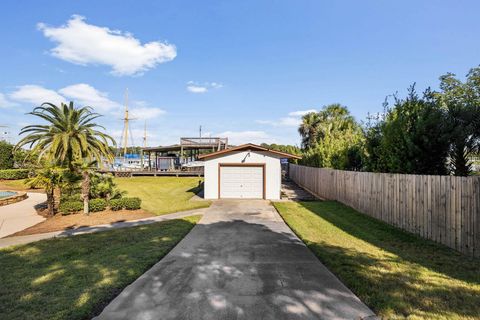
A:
[220, 166, 264, 199]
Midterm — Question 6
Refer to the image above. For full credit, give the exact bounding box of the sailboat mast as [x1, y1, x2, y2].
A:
[122, 88, 129, 157]
[143, 120, 147, 148]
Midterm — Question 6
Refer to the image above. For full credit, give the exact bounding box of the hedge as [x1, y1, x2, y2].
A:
[109, 198, 123, 211]
[108, 197, 142, 211]
[123, 197, 142, 210]
[0, 169, 30, 180]
[89, 198, 107, 212]
[59, 201, 83, 215]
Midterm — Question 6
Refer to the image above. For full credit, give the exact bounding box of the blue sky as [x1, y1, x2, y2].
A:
[0, 1, 479, 146]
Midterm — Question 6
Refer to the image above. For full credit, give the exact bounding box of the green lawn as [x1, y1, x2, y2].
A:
[274, 201, 480, 320]
[0, 215, 200, 320]
[115, 176, 210, 215]
[0, 179, 30, 190]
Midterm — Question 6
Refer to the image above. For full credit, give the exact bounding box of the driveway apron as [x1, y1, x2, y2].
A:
[95, 200, 376, 320]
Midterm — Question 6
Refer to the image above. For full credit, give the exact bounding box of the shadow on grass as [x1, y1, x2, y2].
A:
[295, 201, 480, 319]
[0, 217, 199, 320]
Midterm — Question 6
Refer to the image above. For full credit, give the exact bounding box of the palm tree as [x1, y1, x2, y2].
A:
[16, 102, 115, 170]
[25, 166, 64, 215]
[298, 112, 320, 149]
[16, 102, 115, 214]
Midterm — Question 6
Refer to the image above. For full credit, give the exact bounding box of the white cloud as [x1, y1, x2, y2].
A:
[256, 109, 317, 127]
[187, 85, 208, 93]
[129, 106, 166, 120]
[288, 109, 317, 117]
[38, 15, 177, 76]
[186, 81, 223, 93]
[59, 83, 120, 112]
[9, 85, 65, 106]
[0, 93, 17, 108]
[216, 130, 274, 145]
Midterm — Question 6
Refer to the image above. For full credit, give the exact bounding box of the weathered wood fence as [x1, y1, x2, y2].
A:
[289, 164, 480, 258]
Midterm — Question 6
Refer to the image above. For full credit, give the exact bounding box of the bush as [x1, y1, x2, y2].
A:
[59, 201, 83, 215]
[0, 169, 30, 180]
[0, 141, 14, 169]
[123, 197, 141, 210]
[89, 198, 107, 212]
[109, 198, 123, 211]
[60, 194, 81, 203]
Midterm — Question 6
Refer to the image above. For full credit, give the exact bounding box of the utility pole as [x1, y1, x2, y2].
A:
[199, 125, 202, 138]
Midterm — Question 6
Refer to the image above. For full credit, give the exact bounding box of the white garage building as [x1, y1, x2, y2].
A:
[198, 144, 301, 200]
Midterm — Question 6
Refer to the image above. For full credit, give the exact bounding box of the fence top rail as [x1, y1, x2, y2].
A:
[290, 164, 480, 180]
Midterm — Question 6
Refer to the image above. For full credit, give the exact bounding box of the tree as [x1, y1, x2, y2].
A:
[365, 86, 450, 175]
[25, 166, 64, 215]
[260, 143, 301, 163]
[298, 112, 320, 149]
[16, 102, 116, 214]
[437, 67, 480, 176]
[0, 141, 14, 169]
[15, 102, 115, 170]
[299, 104, 365, 170]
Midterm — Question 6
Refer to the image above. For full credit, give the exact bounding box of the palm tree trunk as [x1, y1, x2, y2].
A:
[82, 172, 90, 215]
[46, 190, 55, 216]
[53, 187, 61, 214]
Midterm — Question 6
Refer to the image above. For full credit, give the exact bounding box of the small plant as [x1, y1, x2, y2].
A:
[59, 201, 83, 215]
[109, 198, 123, 211]
[123, 197, 142, 210]
[89, 198, 107, 212]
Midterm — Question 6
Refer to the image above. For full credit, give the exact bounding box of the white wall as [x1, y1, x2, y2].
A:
[204, 150, 282, 200]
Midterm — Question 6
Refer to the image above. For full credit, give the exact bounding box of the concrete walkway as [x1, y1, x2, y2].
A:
[95, 200, 376, 320]
[0, 207, 207, 249]
[0, 193, 46, 238]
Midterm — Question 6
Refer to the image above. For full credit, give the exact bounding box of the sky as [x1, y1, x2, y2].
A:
[0, 1, 479, 147]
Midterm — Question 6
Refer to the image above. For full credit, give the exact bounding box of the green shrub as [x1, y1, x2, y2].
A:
[109, 198, 123, 211]
[89, 198, 107, 212]
[59, 201, 83, 215]
[0, 169, 30, 180]
[0, 141, 14, 169]
[123, 197, 142, 210]
[60, 194, 81, 203]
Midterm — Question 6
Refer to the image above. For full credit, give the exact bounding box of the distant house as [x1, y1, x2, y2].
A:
[199, 143, 301, 200]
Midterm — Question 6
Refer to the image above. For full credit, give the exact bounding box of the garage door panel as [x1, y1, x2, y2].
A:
[219, 166, 263, 199]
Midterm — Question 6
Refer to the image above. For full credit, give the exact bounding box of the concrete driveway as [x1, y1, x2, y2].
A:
[95, 200, 376, 320]
[0, 193, 46, 238]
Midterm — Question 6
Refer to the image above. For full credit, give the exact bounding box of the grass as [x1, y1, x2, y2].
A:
[0, 179, 30, 190]
[0, 215, 200, 320]
[274, 201, 480, 320]
[115, 176, 210, 215]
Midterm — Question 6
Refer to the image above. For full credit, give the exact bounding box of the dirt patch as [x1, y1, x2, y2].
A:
[11, 209, 155, 236]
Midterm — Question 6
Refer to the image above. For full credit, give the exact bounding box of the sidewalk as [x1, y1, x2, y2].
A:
[0, 207, 207, 249]
[0, 193, 46, 238]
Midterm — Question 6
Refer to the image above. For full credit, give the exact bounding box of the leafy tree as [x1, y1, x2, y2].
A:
[437, 67, 480, 176]
[299, 104, 364, 170]
[89, 173, 125, 200]
[365, 86, 450, 175]
[260, 143, 301, 163]
[0, 141, 14, 169]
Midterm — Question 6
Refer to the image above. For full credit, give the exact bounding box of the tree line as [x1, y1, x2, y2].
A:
[296, 66, 480, 176]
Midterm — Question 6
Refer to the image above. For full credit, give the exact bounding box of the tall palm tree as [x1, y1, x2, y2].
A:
[16, 102, 115, 214]
[298, 112, 320, 149]
[16, 102, 115, 170]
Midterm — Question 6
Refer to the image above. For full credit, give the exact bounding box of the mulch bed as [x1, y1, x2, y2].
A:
[10, 209, 155, 237]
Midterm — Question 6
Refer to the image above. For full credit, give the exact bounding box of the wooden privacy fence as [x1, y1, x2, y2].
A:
[289, 164, 480, 258]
